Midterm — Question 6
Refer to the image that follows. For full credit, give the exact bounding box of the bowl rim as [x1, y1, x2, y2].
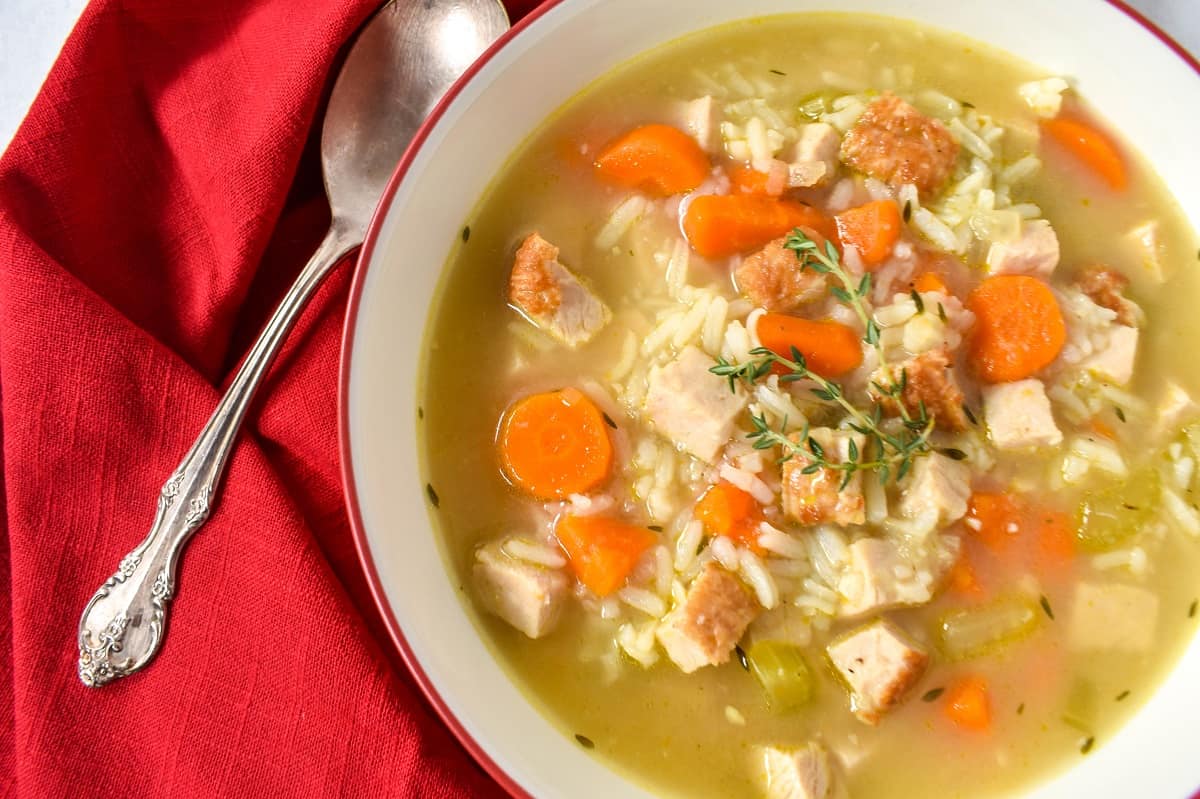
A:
[338, 3, 1200, 797]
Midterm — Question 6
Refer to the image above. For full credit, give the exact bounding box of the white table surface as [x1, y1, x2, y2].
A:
[1, 0, 1197, 152]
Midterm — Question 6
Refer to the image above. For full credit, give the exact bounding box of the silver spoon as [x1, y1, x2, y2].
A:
[76, 0, 510, 687]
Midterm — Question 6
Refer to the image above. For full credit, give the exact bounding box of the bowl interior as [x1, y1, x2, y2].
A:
[342, 1, 1200, 796]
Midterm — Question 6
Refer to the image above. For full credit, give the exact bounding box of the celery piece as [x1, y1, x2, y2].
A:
[936, 596, 1041, 661]
[747, 640, 815, 711]
[1075, 468, 1160, 553]
[797, 93, 834, 121]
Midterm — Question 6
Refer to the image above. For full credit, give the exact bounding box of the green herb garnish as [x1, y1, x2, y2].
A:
[922, 687, 945, 702]
[1039, 595, 1055, 620]
[575, 734, 595, 749]
[1115, 690, 1130, 702]
[1080, 736, 1095, 755]
[426, 483, 440, 508]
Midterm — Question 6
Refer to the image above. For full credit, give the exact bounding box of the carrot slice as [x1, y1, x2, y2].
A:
[1035, 510, 1076, 572]
[1041, 116, 1127, 191]
[966, 275, 1066, 383]
[756, 313, 863, 378]
[966, 492, 1023, 555]
[912, 271, 949, 295]
[946, 548, 983, 598]
[683, 195, 838, 259]
[695, 482, 764, 553]
[728, 165, 772, 195]
[944, 676, 991, 731]
[555, 515, 657, 596]
[498, 388, 613, 500]
[594, 124, 710, 196]
[835, 199, 902, 268]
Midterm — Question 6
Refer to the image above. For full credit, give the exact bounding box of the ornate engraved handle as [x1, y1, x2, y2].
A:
[78, 224, 358, 686]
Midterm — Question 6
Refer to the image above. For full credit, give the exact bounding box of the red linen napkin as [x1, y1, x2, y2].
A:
[0, 0, 542, 795]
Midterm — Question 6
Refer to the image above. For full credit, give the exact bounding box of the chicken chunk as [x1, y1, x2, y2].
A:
[1155, 382, 1198, 435]
[684, 95, 721, 154]
[1075, 266, 1138, 327]
[897, 452, 971, 526]
[985, 219, 1060, 278]
[982, 379, 1063, 450]
[643, 345, 748, 463]
[873, 348, 970, 432]
[1084, 324, 1138, 385]
[473, 541, 570, 639]
[839, 93, 959, 196]
[656, 563, 760, 673]
[827, 619, 929, 725]
[1069, 582, 1158, 652]
[838, 538, 934, 618]
[761, 742, 842, 799]
[781, 428, 866, 526]
[735, 236, 828, 312]
[787, 123, 841, 188]
[509, 232, 610, 347]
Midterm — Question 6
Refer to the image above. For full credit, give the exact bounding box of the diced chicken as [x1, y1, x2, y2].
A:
[1075, 266, 1138, 327]
[839, 93, 959, 196]
[761, 742, 842, 799]
[684, 95, 721, 154]
[1084, 324, 1138, 385]
[985, 219, 1060, 278]
[897, 452, 971, 526]
[509, 232, 611, 347]
[643, 345, 748, 463]
[827, 619, 929, 725]
[838, 538, 934, 618]
[473, 541, 570, 639]
[1069, 581, 1158, 652]
[982, 379, 1063, 450]
[1156, 382, 1198, 434]
[781, 428, 866, 526]
[873, 348, 970, 432]
[656, 563, 760, 673]
[735, 236, 828, 313]
[787, 123, 841, 188]
[1125, 220, 1166, 284]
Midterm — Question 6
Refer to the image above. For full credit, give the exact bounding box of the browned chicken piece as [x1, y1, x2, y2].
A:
[840, 93, 960, 196]
[656, 563, 761, 673]
[872, 348, 970, 432]
[734, 234, 828, 312]
[1076, 265, 1138, 327]
[781, 428, 866, 526]
[826, 619, 929, 725]
[509, 232, 610, 346]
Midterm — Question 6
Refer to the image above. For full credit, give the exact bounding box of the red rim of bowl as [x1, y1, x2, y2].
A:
[338, 3, 1200, 797]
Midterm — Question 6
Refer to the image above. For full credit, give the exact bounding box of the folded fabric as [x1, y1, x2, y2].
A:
[0, 0, 544, 794]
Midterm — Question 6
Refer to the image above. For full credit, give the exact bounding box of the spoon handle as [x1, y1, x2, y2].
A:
[77, 223, 359, 687]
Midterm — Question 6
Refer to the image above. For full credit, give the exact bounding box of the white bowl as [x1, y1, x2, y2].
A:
[340, 2, 1200, 796]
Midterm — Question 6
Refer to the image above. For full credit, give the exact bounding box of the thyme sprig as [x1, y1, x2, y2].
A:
[712, 346, 934, 485]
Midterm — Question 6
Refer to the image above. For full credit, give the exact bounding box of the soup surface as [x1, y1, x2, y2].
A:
[420, 13, 1200, 799]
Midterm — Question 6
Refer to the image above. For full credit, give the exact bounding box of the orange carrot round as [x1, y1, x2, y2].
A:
[835, 199, 902, 268]
[1041, 116, 1127, 191]
[594, 124, 710, 196]
[756, 314, 863, 378]
[966, 492, 1023, 556]
[966, 275, 1065, 383]
[912, 271, 949, 295]
[555, 515, 657, 596]
[695, 482, 764, 553]
[683, 195, 838, 259]
[498, 388, 613, 499]
[944, 676, 991, 731]
[728, 165, 777, 196]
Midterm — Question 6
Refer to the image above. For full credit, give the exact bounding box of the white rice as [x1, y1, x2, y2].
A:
[740, 549, 779, 609]
[758, 521, 809, 559]
[674, 520, 705, 573]
[711, 536, 741, 571]
[719, 463, 775, 505]
[618, 586, 669, 618]
[1161, 486, 1200, 537]
[595, 195, 648, 250]
[501, 537, 567, 569]
[617, 621, 660, 667]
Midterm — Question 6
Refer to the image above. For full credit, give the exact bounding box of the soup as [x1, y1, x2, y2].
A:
[419, 13, 1200, 799]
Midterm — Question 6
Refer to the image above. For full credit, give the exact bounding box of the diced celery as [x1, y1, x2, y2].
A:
[936, 596, 1040, 661]
[747, 640, 814, 711]
[1062, 677, 1097, 732]
[1074, 468, 1160, 553]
